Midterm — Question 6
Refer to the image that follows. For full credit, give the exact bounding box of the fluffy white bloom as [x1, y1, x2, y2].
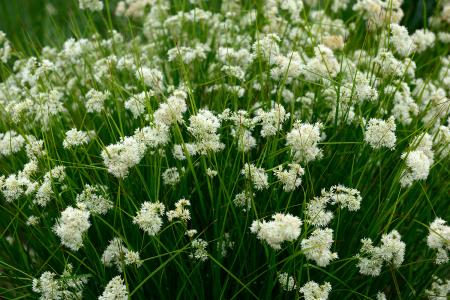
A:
[0, 173, 37, 202]
[286, 121, 323, 163]
[299, 281, 332, 300]
[252, 34, 280, 62]
[254, 103, 290, 137]
[101, 136, 146, 178]
[376, 292, 387, 300]
[425, 276, 450, 300]
[328, 185, 362, 211]
[85, 89, 110, 113]
[0, 131, 25, 156]
[172, 143, 198, 160]
[189, 238, 208, 261]
[76, 184, 112, 215]
[356, 230, 406, 276]
[427, 218, 450, 264]
[303, 45, 340, 81]
[101, 238, 141, 272]
[98, 276, 128, 300]
[390, 24, 414, 57]
[400, 133, 434, 187]
[133, 123, 170, 149]
[187, 108, 224, 154]
[63, 128, 93, 149]
[32, 265, 87, 300]
[162, 167, 181, 186]
[278, 272, 297, 291]
[79, 0, 103, 11]
[125, 92, 149, 118]
[250, 213, 302, 250]
[412, 29, 435, 53]
[135, 67, 164, 92]
[166, 198, 191, 222]
[154, 89, 187, 126]
[53, 206, 91, 251]
[26, 215, 39, 226]
[273, 163, 304, 192]
[206, 168, 217, 177]
[301, 228, 338, 267]
[133, 201, 165, 236]
[305, 194, 334, 227]
[168, 43, 210, 64]
[241, 163, 269, 190]
[364, 116, 396, 150]
[233, 191, 254, 212]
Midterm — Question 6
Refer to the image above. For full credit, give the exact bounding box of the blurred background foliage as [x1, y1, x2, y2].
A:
[0, 0, 438, 55]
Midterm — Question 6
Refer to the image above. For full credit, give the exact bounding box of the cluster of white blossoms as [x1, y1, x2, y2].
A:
[189, 238, 208, 261]
[356, 230, 406, 276]
[53, 205, 91, 251]
[75, 184, 112, 215]
[162, 167, 182, 186]
[187, 108, 224, 154]
[101, 237, 142, 272]
[254, 103, 290, 137]
[425, 276, 450, 300]
[32, 264, 87, 300]
[286, 121, 323, 163]
[63, 128, 94, 149]
[250, 213, 302, 250]
[400, 133, 435, 187]
[305, 185, 362, 227]
[0, 31, 11, 63]
[233, 190, 254, 212]
[364, 116, 397, 150]
[301, 228, 338, 267]
[427, 218, 450, 264]
[241, 163, 269, 190]
[133, 201, 165, 236]
[273, 163, 304, 192]
[299, 281, 332, 300]
[101, 136, 146, 178]
[0, 130, 25, 156]
[98, 276, 128, 300]
[85, 89, 110, 113]
[166, 198, 191, 222]
[78, 0, 103, 11]
[278, 273, 297, 292]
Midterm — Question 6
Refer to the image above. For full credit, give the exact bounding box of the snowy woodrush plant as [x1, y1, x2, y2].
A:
[0, 0, 449, 299]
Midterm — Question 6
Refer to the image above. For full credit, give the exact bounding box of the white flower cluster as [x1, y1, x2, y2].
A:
[0, 131, 25, 156]
[101, 237, 141, 272]
[299, 281, 332, 300]
[187, 108, 224, 154]
[85, 89, 110, 113]
[133, 201, 165, 236]
[32, 264, 87, 300]
[273, 163, 304, 192]
[78, 0, 103, 11]
[425, 276, 450, 300]
[0, 161, 38, 202]
[189, 238, 208, 261]
[254, 103, 289, 137]
[286, 121, 323, 163]
[278, 272, 297, 292]
[305, 185, 362, 227]
[168, 43, 210, 64]
[98, 276, 128, 300]
[353, 0, 404, 29]
[356, 230, 406, 276]
[241, 163, 269, 190]
[76, 184, 112, 215]
[301, 228, 338, 267]
[162, 167, 181, 186]
[0, 31, 11, 63]
[53, 206, 91, 251]
[125, 92, 149, 119]
[101, 136, 146, 178]
[427, 218, 450, 264]
[364, 116, 396, 150]
[63, 128, 94, 149]
[233, 190, 254, 212]
[166, 198, 191, 222]
[400, 133, 435, 188]
[250, 213, 302, 250]
[34, 166, 66, 207]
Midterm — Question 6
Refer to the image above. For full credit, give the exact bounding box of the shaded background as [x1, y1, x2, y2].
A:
[0, 0, 438, 55]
